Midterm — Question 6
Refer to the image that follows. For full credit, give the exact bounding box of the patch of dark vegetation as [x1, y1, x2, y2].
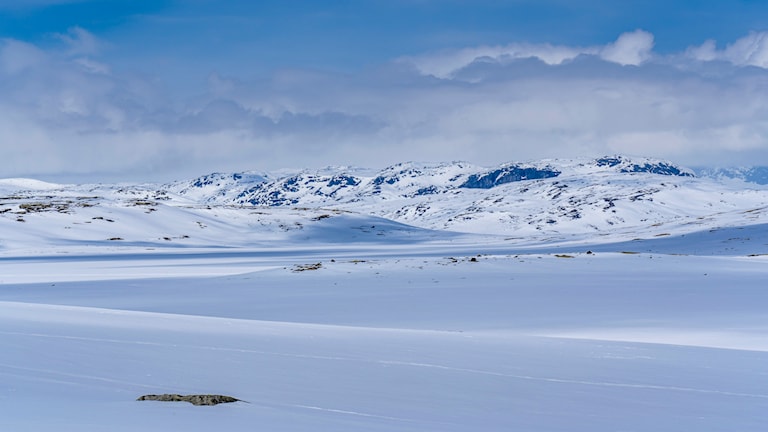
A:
[19, 203, 53, 212]
[293, 262, 322, 272]
[131, 200, 155, 206]
[137, 394, 241, 406]
[18, 202, 72, 214]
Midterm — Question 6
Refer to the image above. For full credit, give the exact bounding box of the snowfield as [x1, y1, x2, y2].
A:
[1, 158, 767, 431]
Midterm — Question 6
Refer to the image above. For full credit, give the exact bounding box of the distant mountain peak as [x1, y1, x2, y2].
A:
[694, 166, 768, 185]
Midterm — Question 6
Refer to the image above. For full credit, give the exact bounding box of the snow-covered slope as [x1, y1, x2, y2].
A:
[165, 171, 271, 203]
[2, 156, 768, 431]
[2, 226, 767, 431]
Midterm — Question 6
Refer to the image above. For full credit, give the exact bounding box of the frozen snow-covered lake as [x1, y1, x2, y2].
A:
[2, 229, 767, 431]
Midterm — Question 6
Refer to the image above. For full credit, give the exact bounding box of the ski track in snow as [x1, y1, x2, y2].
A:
[0, 363, 170, 392]
[286, 404, 418, 422]
[377, 361, 768, 400]
[3, 324, 767, 401]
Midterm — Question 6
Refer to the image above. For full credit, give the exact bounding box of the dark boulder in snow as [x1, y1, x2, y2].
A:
[137, 394, 241, 406]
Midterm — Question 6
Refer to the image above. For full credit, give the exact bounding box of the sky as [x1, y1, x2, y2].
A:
[3, 0, 768, 182]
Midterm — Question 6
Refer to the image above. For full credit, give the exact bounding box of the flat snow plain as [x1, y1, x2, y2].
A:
[1, 219, 768, 430]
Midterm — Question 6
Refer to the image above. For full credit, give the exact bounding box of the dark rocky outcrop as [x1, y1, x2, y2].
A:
[460, 165, 561, 189]
[595, 156, 694, 177]
[137, 394, 241, 406]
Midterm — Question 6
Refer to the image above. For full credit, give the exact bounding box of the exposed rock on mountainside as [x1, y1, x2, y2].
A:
[595, 156, 694, 176]
[459, 164, 561, 188]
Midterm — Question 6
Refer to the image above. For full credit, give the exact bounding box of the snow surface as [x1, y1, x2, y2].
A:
[1, 159, 767, 430]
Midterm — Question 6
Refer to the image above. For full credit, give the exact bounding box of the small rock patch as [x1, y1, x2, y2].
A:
[137, 394, 241, 406]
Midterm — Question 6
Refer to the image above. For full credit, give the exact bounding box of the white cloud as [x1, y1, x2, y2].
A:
[404, 30, 654, 78]
[686, 39, 718, 61]
[405, 43, 597, 78]
[723, 31, 768, 68]
[599, 29, 654, 66]
[687, 31, 768, 68]
[4, 29, 768, 181]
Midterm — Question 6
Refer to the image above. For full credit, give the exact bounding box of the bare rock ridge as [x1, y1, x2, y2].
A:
[137, 394, 241, 406]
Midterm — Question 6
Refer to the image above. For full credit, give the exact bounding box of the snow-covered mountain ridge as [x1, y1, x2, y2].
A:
[162, 155, 764, 236]
[1, 156, 767, 251]
[165, 155, 695, 206]
[694, 166, 768, 185]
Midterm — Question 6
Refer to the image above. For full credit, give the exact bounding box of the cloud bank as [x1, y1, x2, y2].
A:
[2, 29, 768, 181]
[406, 29, 656, 77]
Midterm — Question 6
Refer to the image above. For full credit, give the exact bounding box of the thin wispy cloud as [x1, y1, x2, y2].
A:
[54, 26, 103, 56]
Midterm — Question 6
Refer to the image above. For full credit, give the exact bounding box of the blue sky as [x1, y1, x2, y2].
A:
[2, 0, 768, 181]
